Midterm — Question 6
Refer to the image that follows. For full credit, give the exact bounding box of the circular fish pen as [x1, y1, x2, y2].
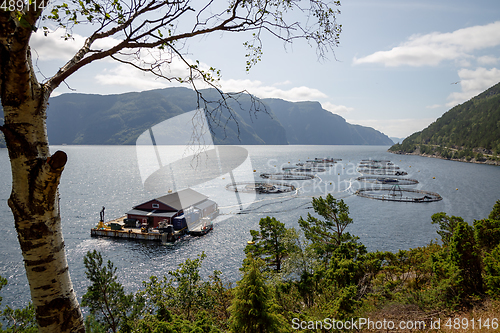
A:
[355, 186, 442, 202]
[308, 157, 341, 163]
[295, 167, 326, 173]
[225, 182, 296, 194]
[282, 166, 326, 173]
[358, 165, 400, 170]
[356, 176, 419, 185]
[360, 159, 391, 164]
[357, 169, 408, 176]
[260, 172, 316, 180]
[296, 162, 333, 168]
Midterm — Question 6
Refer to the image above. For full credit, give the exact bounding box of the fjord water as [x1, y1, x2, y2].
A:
[1, 145, 499, 309]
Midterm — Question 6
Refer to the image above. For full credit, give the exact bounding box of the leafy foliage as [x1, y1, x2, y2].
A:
[162, 252, 209, 320]
[6, 197, 500, 331]
[81, 250, 137, 333]
[0, 276, 37, 333]
[130, 252, 231, 332]
[78, 198, 500, 330]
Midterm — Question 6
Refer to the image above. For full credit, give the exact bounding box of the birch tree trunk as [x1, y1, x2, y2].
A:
[0, 10, 85, 333]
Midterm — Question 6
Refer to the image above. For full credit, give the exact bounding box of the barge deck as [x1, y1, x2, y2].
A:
[90, 216, 213, 243]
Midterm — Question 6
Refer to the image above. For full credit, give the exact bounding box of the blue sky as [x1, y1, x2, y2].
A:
[31, 0, 500, 138]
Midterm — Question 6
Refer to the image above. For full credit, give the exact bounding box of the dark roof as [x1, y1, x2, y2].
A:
[155, 188, 208, 211]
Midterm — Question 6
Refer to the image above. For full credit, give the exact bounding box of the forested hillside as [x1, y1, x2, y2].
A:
[390, 81, 500, 164]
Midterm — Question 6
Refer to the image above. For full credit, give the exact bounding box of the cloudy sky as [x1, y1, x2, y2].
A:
[31, 0, 500, 138]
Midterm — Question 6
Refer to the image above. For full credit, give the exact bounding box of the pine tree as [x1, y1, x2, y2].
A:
[298, 194, 359, 261]
[488, 200, 500, 221]
[228, 258, 283, 333]
[431, 212, 464, 246]
[449, 222, 484, 298]
[474, 218, 500, 253]
[245, 217, 297, 273]
[483, 244, 500, 299]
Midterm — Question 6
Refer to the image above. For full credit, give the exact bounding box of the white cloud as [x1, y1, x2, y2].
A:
[347, 118, 436, 138]
[446, 67, 500, 107]
[477, 55, 499, 65]
[95, 49, 219, 90]
[30, 30, 83, 60]
[456, 59, 472, 67]
[30, 30, 120, 61]
[95, 66, 174, 90]
[273, 80, 292, 86]
[353, 21, 500, 67]
[94, 62, 328, 102]
[321, 102, 354, 116]
[220, 79, 328, 102]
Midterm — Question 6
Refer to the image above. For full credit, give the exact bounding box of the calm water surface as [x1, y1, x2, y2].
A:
[0, 145, 499, 308]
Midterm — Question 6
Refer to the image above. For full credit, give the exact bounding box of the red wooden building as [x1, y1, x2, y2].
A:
[126, 188, 217, 228]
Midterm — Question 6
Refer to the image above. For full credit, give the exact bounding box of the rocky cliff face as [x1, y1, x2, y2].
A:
[262, 98, 394, 145]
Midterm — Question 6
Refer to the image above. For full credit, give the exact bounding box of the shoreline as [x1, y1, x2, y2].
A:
[389, 150, 500, 166]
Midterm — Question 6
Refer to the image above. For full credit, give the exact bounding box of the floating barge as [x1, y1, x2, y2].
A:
[91, 188, 217, 243]
[91, 215, 215, 243]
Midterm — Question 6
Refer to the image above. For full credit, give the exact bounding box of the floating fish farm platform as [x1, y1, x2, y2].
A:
[91, 216, 213, 243]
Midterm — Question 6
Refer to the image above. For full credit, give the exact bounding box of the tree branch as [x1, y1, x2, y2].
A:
[43, 0, 340, 93]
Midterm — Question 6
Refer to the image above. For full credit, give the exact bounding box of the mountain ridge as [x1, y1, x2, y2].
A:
[239, 97, 393, 145]
[1, 87, 393, 146]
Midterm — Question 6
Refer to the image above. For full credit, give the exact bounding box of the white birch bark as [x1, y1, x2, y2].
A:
[1, 7, 85, 333]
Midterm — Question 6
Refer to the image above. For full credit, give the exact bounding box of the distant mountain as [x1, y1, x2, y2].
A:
[263, 99, 393, 145]
[45, 87, 288, 145]
[389, 81, 500, 165]
[390, 137, 405, 144]
[1, 87, 392, 146]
